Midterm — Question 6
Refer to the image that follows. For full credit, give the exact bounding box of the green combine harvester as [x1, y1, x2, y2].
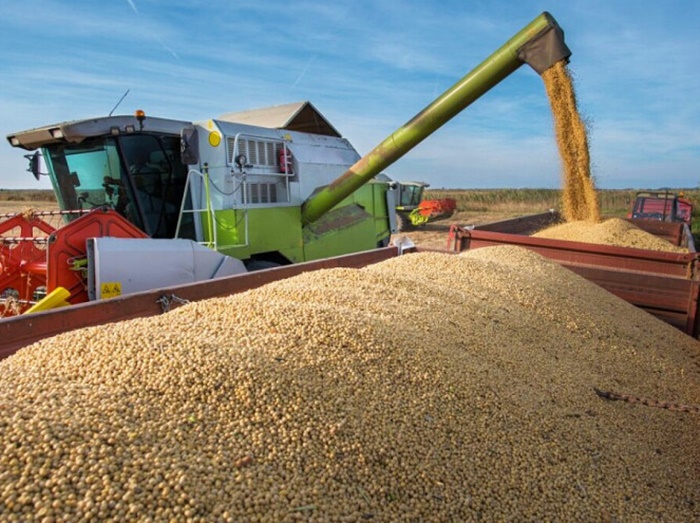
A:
[4, 12, 570, 309]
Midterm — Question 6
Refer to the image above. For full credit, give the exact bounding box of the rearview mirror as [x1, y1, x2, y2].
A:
[180, 127, 199, 165]
[25, 151, 44, 180]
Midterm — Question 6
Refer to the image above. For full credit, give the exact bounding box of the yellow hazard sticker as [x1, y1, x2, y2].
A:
[101, 282, 122, 299]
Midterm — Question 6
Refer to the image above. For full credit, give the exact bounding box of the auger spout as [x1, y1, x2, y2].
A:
[301, 11, 570, 225]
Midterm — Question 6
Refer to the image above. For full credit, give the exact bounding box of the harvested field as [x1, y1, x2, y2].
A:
[0, 201, 59, 216]
[391, 210, 521, 249]
[0, 246, 698, 521]
[0, 190, 58, 216]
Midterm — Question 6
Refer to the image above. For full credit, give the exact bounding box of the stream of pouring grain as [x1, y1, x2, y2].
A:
[542, 60, 600, 223]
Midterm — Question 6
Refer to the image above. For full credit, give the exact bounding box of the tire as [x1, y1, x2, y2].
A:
[395, 212, 415, 232]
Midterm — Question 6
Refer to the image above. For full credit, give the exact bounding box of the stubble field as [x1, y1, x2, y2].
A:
[1, 188, 698, 248]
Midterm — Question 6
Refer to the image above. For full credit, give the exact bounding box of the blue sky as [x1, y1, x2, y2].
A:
[0, 0, 698, 190]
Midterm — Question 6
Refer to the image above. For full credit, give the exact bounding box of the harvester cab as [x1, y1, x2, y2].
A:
[13, 116, 191, 239]
[394, 182, 457, 231]
[396, 182, 428, 210]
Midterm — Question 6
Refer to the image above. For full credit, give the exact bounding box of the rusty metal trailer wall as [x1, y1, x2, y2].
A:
[452, 216, 700, 337]
[468, 210, 562, 236]
[626, 220, 693, 249]
[453, 229, 698, 278]
[3, 214, 699, 361]
[564, 264, 700, 336]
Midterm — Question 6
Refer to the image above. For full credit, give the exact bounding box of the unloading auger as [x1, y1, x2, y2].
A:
[301, 11, 570, 225]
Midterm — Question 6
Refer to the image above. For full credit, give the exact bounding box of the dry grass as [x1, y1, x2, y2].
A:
[0, 190, 58, 215]
[2, 188, 699, 244]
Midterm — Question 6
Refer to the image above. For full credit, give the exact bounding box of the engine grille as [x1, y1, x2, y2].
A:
[247, 183, 278, 204]
[228, 137, 282, 168]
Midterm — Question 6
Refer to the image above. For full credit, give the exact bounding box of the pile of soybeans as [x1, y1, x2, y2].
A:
[533, 217, 688, 253]
[1, 246, 699, 522]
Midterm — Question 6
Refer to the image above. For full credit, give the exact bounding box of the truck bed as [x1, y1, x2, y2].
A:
[0, 248, 399, 360]
[450, 212, 700, 336]
[3, 213, 699, 360]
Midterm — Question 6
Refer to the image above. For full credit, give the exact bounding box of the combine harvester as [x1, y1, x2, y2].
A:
[392, 181, 456, 231]
[2, 12, 696, 356]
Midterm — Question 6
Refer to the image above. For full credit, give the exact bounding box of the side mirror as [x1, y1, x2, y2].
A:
[25, 152, 43, 180]
[180, 127, 199, 165]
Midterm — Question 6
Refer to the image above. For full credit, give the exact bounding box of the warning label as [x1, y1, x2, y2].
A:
[101, 282, 122, 299]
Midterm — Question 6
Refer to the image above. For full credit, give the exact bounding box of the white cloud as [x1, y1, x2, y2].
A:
[125, 0, 138, 14]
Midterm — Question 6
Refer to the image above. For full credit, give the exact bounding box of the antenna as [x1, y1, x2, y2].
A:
[108, 89, 131, 117]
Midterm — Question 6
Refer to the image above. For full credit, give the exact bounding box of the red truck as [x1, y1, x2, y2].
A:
[627, 190, 693, 227]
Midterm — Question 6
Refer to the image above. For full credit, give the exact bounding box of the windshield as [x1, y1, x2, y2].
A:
[632, 197, 674, 221]
[44, 134, 191, 238]
[399, 184, 424, 207]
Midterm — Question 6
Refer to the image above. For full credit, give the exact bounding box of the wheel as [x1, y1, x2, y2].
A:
[395, 212, 415, 232]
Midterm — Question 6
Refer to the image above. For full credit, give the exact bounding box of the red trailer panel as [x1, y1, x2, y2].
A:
[448, 213, 700, 337]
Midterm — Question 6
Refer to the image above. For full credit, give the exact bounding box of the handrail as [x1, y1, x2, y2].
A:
[175, 169, 217, 249]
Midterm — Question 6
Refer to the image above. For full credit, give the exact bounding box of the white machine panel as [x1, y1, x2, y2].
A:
[87, 237, 247, 301]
